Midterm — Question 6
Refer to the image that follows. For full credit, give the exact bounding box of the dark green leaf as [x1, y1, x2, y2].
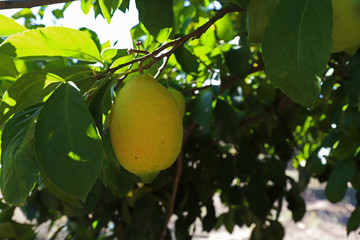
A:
[0, 72, 64, 125]
[325, 158, 356, 203]
[35, 83, 104, 203]
[0, 54, 19, 77]
[135, 0, 174, 42]
[190, 90, 213, 130]
[1, 104, 42, 206]
[247, 0, 279, 43]
[286, 178, 306, 222]
[225, 46, 250, 78]
[174, 45, 199, 74]
[347, 206, 360, 235]
[246, 174, 271, 219]
[262, 0, 332, 108]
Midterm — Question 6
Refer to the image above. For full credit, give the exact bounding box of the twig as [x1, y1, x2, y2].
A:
[108, 4, 244, 77]
[0, 0, 77, 9]
[159, 122, 197, 240]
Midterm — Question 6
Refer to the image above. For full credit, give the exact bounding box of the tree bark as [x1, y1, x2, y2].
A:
[0, 0, 78, 9]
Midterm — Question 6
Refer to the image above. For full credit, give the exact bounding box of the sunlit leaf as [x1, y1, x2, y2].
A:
[0, 15, 26, 37]
[0, 27, 102, 62]
[0, 72, 65, 125]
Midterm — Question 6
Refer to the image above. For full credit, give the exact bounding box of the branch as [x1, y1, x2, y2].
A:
[108, 4, 244, 76]
[0, 0, 77, 9]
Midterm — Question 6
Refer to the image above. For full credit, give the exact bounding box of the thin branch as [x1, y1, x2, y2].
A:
[0, 0, 77, 9]
[108, 4, 244, 76]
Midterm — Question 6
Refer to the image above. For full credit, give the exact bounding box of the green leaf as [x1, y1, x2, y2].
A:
[247, 0, 279, 43]
[262, 0, 332, 108]
[174, 45, 199, 74]
[0, 72, 65, 125]
[0, 26, 102, 62]
[0, 15, 26, 37]
[215, 13, 235, 42]
[325, 158, 356, 203]
[135, 0, 174, 42]
[1, 104, 42, 206]
[190, 90, 213, 130]
[286, 178, 306, 222]
[99, 0, 122, 23]
[34, 83, 104, 203]
[347, 206, 360, 235]
[81, 0, 92, 14]
[0, 53, 19, 77]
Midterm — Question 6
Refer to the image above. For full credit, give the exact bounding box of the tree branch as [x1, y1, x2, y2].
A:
[0, 0, 77, 9]
[108, 4, 245, 76]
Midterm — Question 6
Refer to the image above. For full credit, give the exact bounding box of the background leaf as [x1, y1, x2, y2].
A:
[34, 83, 104, 203]
[1, 104, 42, 206]
[190, 90, 213, 130]
[262, 0, 332, 108]
[0, 26, 102, 62]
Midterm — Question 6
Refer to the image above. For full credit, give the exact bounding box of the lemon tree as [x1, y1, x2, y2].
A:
[0, 0, 359, 239]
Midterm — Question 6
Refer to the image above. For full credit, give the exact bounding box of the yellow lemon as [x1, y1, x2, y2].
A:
[109, 74, 183, 182]
[167, 87, 186, 117]
[331, 0, 360, 54]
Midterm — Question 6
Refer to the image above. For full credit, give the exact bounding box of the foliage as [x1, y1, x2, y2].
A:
[0, 0, 359, 239]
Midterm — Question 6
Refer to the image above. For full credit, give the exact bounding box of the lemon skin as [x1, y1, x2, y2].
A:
[109, 74, 183, 178]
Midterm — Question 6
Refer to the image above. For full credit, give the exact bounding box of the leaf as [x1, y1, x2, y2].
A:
[347, 206, 360, 235]
[1, 104, 42, 206]
[174, 45, 199, 74]
[0, 53, 19, 77]
[325, 158, 356, 203]
[34, 83, 104, 203]
[99, 0, 122, 23]
[190, 90, 213, 130]
[246, 174, 271, 219]
[0, 15, 26, 37]
[247, 0, 279, 43]
[0, 72, 65, 125]
[81, 0, 92, 14]
[286, 179, 306, 222]
[225, 46, 250, 78]
[215, 13, 234, 42]
[135, 0, 174, 42]
[0, 27, 102, 62]
[262, 0, 332, 108]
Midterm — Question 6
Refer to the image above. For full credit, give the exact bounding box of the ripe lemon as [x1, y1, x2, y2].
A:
[331, 0, 360, 54]
[109, 74, 183, 182]
[167, 87, 186, 117]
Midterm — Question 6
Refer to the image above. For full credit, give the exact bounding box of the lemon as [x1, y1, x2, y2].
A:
[109, 74, 183, 182]
[331, 0, 360, 54]
[167, 87, 186, 117]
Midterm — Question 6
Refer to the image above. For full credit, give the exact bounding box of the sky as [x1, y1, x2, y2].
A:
[0, 0, 139, 48]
